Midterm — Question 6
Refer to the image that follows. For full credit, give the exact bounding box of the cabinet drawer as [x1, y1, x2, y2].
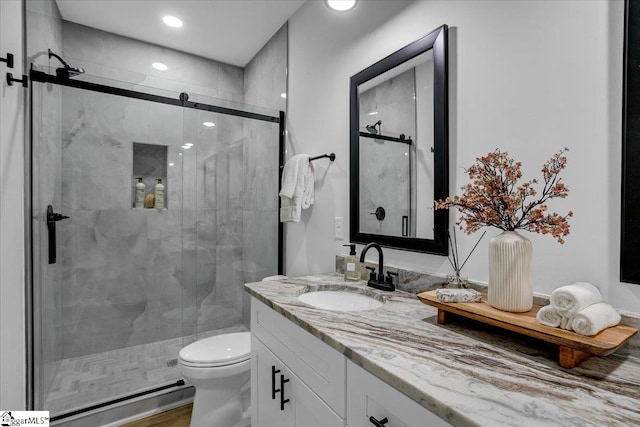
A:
[346, 360, 451, 427]
[251, 298, 346, 418]
[252, 336, 345, 427]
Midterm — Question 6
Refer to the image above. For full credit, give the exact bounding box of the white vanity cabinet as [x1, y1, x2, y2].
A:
[346, 360, 451, 427]
[251, 298, 346, 427]
[250, 297, 452, 427]
[252, 337, 343, 427]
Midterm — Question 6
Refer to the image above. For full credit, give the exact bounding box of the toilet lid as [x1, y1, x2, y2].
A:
[180, 332, 251, 366]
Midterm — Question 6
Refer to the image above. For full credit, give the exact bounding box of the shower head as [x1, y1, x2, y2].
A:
[56, 66, 85, 79]
[366, 120, 382, 134]
[48, 49, 85, 79]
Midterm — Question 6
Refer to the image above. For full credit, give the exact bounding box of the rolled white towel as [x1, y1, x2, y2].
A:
[536, 305, 574, 330]
[559, 315, 574, 331]
[536, 305, 564, 328]
[550, 282, 602, 317]
[571, 302, 621, 336]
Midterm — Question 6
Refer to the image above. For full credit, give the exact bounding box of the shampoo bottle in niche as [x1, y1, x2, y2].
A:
[343, 244, 361, 281]
[134, 177, 145, 209]
[154, 178, 165, 210]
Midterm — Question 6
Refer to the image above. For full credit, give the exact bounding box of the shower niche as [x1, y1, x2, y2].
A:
[132, 142, 168, 209]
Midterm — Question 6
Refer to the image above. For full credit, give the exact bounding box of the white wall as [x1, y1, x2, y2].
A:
[0, 0, 26, 409]
[287, 0, 640, 312]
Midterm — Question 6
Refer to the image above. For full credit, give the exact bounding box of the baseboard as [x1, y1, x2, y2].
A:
[51, 385, 195, 427]
[101, 397, 194, 427]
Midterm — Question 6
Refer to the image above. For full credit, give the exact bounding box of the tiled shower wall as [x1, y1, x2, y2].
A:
[241, 24, 288, 326]
[28, 9, 286, 373]
[358, 69, 416, 236]
[53, 21, 251, 360]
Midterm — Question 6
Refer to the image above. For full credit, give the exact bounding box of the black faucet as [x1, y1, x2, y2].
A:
[359, 242, 395, 291]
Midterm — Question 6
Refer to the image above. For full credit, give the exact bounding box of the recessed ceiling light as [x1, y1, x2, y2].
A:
[280, 93, 287, 99]
[152, 62, 168, 71]
[162, 15, 183, 28]
[202, 122, 216, 127]
[325, 0, 357, 12]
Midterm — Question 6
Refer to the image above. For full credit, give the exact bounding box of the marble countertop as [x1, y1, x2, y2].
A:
[245, 274, 640, 427]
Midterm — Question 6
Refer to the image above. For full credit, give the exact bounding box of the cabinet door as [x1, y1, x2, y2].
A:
[253, 335, 345, 427]
[252, 298, 346, 417]
[346, 360, 451, 427]
[252, 335, 293, 427]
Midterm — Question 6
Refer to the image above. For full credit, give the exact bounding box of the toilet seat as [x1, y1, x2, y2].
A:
[179, 332, 250, 368]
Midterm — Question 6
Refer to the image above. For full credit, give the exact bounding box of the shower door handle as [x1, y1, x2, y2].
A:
[47, 205, 69, 264]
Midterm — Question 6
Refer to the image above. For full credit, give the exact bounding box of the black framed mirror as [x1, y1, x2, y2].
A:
[622, 0, 640, 283]
[350, 25, 449, 254]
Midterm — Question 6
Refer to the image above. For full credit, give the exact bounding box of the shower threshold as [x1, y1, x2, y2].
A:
[43, 324, 248, 419]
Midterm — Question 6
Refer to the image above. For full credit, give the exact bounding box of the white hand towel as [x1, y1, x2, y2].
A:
[279, 154, 314, 223]
[550, 282, 602, 317]
[279, 197, 300, 223]
[559, 315, 574, 331]
[536, 305, 574, 330]
[279, 154, 309, 199]
[301, 161, 315, 209]
[571, 302, 621, 336]
[536, 305, 564, 328]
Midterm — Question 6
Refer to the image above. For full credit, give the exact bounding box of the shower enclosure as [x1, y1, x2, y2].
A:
[357, 68, 418, 238]
[29, 69, 283, 421]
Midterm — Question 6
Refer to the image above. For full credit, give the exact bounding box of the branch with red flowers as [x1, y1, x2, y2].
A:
[435, 149, 573, 244]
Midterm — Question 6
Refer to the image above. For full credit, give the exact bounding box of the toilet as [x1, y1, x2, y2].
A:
[179, 332, 251, 427]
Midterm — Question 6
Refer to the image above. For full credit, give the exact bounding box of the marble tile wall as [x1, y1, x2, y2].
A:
[26, 0, 64, 407]
[241, 24, 288, 327]
[35, 21, 257, 359]
[58, 91, 187, 357]
[358, 69, 416, 237]
[29, 8, 285, 373]
[187, 111, 247, 336]
[26, 0, 63, 68]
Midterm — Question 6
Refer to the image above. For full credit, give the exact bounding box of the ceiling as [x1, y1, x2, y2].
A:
[55, 0, 306, 67]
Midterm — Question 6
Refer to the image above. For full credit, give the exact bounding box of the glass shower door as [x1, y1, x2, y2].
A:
[31, 73, 283, 420]
[358, 136, 413, 237]
[31, 80, 190, 417]
[180, 98, 281, 343]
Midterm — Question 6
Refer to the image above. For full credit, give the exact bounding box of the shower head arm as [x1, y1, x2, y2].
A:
[48, 49, 85, 78]
[48, 49, 71, 69]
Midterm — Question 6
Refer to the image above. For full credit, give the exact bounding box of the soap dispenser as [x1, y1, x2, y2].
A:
[343, 244, 361, 281]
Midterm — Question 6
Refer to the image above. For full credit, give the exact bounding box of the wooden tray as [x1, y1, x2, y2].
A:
[416, 290, 638, 368]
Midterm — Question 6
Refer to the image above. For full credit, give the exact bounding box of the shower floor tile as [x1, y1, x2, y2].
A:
[43, 324, 248, 416]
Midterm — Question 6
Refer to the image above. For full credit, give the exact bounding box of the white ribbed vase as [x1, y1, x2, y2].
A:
[488, 231, 533, 312]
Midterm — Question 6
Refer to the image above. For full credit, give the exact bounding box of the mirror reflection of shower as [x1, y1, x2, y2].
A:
[366, 120, 382, 134]
[48, 48, 85, 79]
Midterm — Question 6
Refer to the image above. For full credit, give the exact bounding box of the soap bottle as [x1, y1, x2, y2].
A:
[134, 177, 145, 209]
[343, 244, 361, 281]
[155, 178, 165, 210]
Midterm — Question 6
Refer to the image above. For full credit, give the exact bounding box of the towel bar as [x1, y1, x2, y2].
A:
[309, 153, 336, 162]
[280, 153, 336, 168]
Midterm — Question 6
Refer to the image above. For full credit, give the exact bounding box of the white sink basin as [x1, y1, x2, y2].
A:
[298, 291, 384, 312]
